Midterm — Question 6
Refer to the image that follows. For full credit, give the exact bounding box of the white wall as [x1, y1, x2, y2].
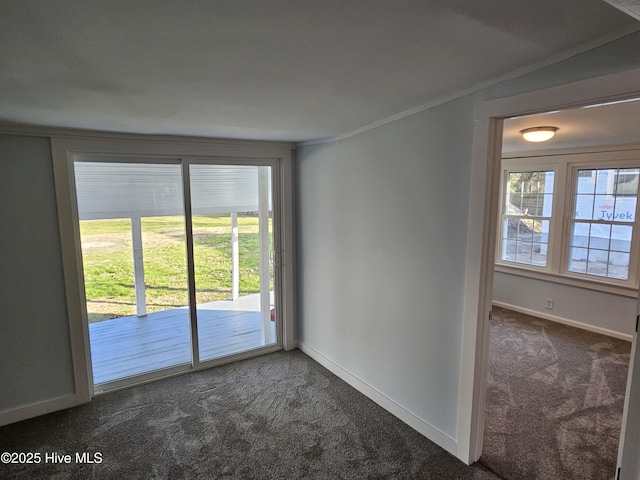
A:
[0, 135, 76, 414]
[2, 28, 640, 456]
[296, 31, 640, 456]
[493, 271, 636, 338]
[297, 97, 475, 444]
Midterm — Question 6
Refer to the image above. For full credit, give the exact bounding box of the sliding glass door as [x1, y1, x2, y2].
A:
[73, 157, 278, 389]
[189, 164, 276, 362]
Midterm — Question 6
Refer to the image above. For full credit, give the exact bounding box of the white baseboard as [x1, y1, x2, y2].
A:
[297, 341, 458, 457]
[492, 301, 633, 342]
[0, 394, 81, 427]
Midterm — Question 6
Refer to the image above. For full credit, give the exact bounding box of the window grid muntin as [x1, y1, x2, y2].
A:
[568, 167, 639, 281]
[501, 169, 554, 267]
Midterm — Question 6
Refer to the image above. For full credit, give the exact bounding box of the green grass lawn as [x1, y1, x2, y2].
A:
[80, 214, 272, 323]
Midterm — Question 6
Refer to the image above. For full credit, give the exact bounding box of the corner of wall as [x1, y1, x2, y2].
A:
[297, 341, 458, 458]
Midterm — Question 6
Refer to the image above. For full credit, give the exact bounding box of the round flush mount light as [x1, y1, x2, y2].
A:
[520, 126, 559, 142]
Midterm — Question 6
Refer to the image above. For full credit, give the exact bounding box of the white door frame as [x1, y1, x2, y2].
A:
[618, 295, 640, 480]
[52, 135, 296, 397]
[457, 66, 640, 466]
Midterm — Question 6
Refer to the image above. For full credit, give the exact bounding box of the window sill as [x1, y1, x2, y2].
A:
[494, 263, 639, 298]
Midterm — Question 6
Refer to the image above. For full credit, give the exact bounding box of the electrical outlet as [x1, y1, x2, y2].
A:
[545, 298, 554, 310]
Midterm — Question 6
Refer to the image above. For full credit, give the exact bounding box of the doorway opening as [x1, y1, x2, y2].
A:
[477, 98, 640, 478]
[72, 158, 279, 391]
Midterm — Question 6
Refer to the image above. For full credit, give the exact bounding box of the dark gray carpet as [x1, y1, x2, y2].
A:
[0, 350, 500, 479]
[479, 307, 631, 480]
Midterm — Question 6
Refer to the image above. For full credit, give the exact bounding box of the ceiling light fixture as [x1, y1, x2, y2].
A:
[520, 126, 559, 142]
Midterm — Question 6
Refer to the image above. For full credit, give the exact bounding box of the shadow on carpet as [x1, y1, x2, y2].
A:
[479, 307, 631, 480]
[1, 350, 500, 479]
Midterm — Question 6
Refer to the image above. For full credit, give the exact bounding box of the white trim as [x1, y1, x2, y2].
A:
[497, 150, 640, 290]
[49, 137, 292, 163]
[492, 301, 633, 341]
[618, 296, 640, 480]
[0, 395, 79, 427]
[496, 163, 558, 275]
[458, 115, 503, 464]
[181, 160, 201, 368]
[50, 135, 295, 397]
[562, 159, 640, 287]
[93, 364, 193, 395]
[504, 142, 640, 159]
[459, 66, 640, 465]
[298, 342, 458, 457]
[130, 216, 147, 316]
[93, 344, 282, 395]
[258, 166, 272, 343]
[299, 24, 640, 147]
[0, 122, 294, 149]
[51, 139, 94, 400]
[280, 149, 297, 350]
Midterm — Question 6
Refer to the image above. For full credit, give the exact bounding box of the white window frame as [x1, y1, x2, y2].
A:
[497, 161, 560, 272]
[496, 147, 640, 293]
[560, 158, 640, 287]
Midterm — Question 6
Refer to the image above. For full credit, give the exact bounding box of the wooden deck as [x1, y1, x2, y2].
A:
[89, 293, 275, 385]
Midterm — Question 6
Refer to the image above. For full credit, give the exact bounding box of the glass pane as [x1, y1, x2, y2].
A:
[190, 165, 275, 363]
[568, 247, 588, 273]
[595, 169, 617, 195]
[594, 195, 611, 220]
[521, 194, 537, 215]
[506, 220, 518, 242]
[508, 193, 523, 213]
[501, 170, 553, 267]
[570, 166, 640, 281]
[611, 225, 632, 253]
[508, 172, 523, 193]
[539, 220, 550, 244]
[517, 220, 533, 243]
[530, 194, 541, 216]
[570, 222, 590, 248]
[527, 171, 540, 191]
[588, 224, 611, 250]
[615, 168, 640, 196]
[570, 219, 634, 281]
[587, 249, 608, 277]
[577, 169, 595, 194]
[502, 240, 517, 262]
[531, 194, 545, 216]
[501, 218, 517, 262]
[538, 171, 554, 194]
[501, 218, 511, 241]
[75, 162, 190, 386]
[516, 243, 532, 264]
[609, 252, 630, 280]
[542, 193, 554, 216]
[506, 170, 555, 215]
[574, 195, 594, 220]
[614, 195, 636, 222]
[531, 243, 548, 266]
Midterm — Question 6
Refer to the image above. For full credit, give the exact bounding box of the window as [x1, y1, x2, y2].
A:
[500, 170, 554, 267]
[568, 167, 639, 280]
[497, 151, 640, 288]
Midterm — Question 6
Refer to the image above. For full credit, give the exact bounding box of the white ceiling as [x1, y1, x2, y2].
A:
[502, 98, 640, 153]
[0, 0, 637, 142]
